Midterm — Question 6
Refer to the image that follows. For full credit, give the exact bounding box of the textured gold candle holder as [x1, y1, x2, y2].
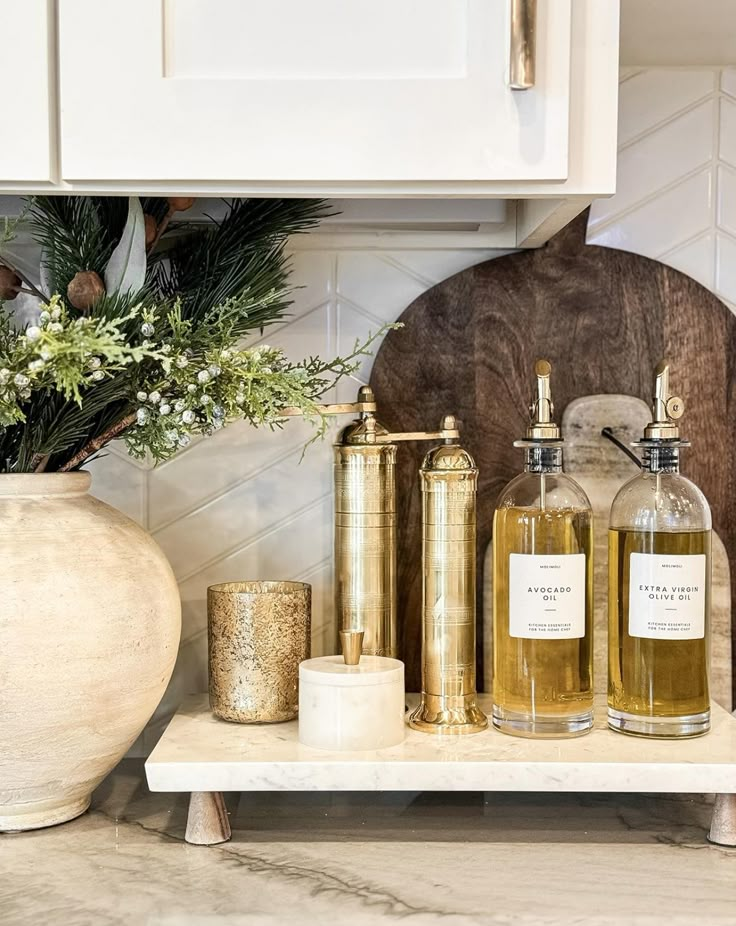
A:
[208, 580, 311, 723]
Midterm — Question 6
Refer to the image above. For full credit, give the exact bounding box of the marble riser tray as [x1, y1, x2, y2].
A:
[146, 693, 736, 795]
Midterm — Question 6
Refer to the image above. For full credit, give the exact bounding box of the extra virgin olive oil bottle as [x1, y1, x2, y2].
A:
[609, 362, 711, 738]
[492, 361, 594, 738]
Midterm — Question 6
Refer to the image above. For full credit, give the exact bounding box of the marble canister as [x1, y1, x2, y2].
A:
[298, 655, 405, 750]
[208, 580, 311, 723]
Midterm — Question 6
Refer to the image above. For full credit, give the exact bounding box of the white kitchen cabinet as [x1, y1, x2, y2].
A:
[0, 1, 619, 248]
[0, 0, 54, 182]
[58, 0, 574, 184]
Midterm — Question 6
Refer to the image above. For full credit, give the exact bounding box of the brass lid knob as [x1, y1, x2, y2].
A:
[339, 629, 364, 666]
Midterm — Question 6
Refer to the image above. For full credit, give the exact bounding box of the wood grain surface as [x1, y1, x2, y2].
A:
[369, 212, 736, 703]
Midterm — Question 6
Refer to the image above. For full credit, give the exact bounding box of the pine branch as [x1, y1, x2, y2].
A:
[29, 198, 116, 297]
[154, 199, 332, 326]
[8, 374, 134, 472]
[31, 452, 49, 473]
[59, 411, 136, 472]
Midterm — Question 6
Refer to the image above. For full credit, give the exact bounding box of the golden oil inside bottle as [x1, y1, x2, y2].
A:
[608, 528, 710, 735]
[492, 505, 594, 736]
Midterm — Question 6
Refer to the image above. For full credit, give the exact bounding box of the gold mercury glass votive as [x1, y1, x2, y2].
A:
[208, 580, 311, 723]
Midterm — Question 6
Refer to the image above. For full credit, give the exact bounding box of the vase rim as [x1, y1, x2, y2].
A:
[208, 580, 311, 596]
[0, 471, 91, 498]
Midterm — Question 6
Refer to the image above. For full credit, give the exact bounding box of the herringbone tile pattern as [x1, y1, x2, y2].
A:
[588, 68, 736, 310]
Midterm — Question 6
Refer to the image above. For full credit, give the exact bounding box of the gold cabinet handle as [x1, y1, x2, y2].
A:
[509, 0, 537, 90]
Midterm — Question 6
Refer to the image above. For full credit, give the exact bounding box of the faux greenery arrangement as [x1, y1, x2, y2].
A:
[0, 196, 382, 473]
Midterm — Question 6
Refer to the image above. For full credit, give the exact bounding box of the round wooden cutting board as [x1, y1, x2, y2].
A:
[369, 212, 736, 699]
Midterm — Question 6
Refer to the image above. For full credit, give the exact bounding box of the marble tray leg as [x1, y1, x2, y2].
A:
[185, 792, 231, 846]
[708, 794, 736, 847]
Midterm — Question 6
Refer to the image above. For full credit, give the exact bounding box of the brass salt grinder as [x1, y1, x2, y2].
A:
[285, 386, 485, 732]
[409, 425, 487, 733]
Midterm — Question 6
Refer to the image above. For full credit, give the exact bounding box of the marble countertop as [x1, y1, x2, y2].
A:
[1, 760, 735, 925]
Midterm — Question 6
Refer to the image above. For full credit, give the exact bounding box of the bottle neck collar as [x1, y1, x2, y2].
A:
[642, 444, 680, 474]
[524, 446, 563, 474]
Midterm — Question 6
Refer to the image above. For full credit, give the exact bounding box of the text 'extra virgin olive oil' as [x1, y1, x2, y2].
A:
[608, 362, 711, 738]
[492, 361, 594, 738]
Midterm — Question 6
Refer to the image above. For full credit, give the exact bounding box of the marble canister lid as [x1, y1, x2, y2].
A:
[299, 655, 404, 688]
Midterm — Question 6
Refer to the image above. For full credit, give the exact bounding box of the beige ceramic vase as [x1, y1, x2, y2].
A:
[0, 473, 181, 831]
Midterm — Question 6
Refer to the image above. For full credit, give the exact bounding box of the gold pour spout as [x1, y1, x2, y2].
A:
[643, 361, 685, 440]
[525, 359, 561, 440]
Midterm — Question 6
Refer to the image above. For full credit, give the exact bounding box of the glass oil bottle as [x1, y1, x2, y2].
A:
[492, 360, 594, 737]
[608, 362, 711, 737]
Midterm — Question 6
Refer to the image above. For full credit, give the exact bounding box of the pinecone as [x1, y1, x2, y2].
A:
[167, 197, 196, 212]
[67, 270, 105, 312]
[0, 265, 21, 301]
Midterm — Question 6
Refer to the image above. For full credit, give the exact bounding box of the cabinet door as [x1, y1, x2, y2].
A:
[58, 0, 571, 183]
[0, 0, 54, 182]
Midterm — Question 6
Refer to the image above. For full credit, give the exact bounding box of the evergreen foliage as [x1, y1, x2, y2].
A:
[0, 196, 387, 473]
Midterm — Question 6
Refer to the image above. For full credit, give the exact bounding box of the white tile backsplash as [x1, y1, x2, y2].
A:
[588, 169, 713, 256]
[722, 68, 736, 100]
[715, 232, 736, 304]
[589, 99, 715, 229]
[335, 299, 379, 385]
[616, 69, 715, 148]
[588, 67, 736, 314]
[337, 252, 435, 322]
[153, 443, 332, 582]
[720, 96, 736, 164]
[176, 493, 334, 643]
[146, 416, 319, 531]
[385, 249, 504, 285]
[717, 164, 736, 236]
[86, 67, 736, 754]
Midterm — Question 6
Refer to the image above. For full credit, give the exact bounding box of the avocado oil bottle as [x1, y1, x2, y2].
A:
[492, 361, 594, 737]
[608, 361, 711, 737]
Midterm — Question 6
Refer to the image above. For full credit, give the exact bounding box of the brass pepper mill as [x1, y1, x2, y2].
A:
[409, 420, 487, 733]
[334, 397, 397, 657]
[284, 387, 462, 659]
[334, 394, 465, 658]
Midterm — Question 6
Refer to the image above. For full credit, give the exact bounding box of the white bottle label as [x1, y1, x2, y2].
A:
[628, 553, 706, 640]
[508, 553, 586, 639]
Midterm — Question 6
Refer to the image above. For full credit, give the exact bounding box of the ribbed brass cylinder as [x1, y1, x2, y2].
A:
[334, 435, 397, 658]
[409, 439, 487, 733]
